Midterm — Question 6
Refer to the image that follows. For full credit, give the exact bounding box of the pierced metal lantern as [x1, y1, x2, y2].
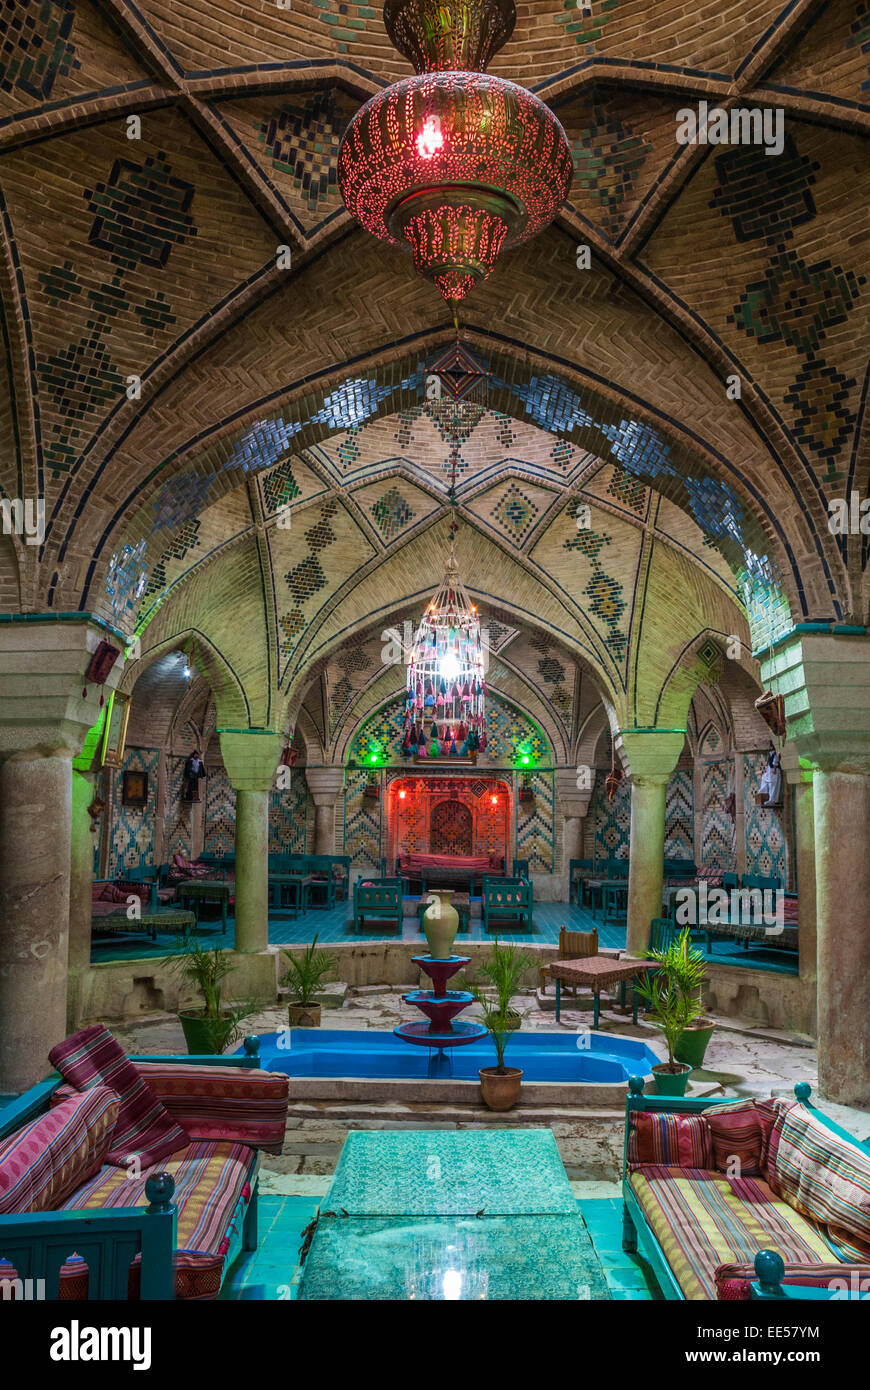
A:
[338, 0, 573, 302]
[404, 549, 487, 757]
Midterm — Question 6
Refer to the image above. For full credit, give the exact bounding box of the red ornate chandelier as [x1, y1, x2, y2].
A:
[338, 0, 573, 302]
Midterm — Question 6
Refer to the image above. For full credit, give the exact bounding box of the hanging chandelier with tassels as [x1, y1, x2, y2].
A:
[403, 549, 487, 758]
[338, 0, 573, 303]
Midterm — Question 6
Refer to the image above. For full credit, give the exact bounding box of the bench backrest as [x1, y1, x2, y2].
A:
[483, 882, 531, 909]
[354, 882, 401, 910]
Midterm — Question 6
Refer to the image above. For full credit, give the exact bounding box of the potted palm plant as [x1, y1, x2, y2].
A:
[469, 939, 535, 1111]
[169, 938, 253, 1054]
[281, 934, 338, 1027]
[635, 928, 708, 1096]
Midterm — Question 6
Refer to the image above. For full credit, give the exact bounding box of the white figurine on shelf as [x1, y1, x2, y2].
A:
[755, 743, 782, 807]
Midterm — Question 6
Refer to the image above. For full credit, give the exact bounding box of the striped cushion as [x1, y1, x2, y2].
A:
[0, 1087, 119, 1214]
[49, 1026, 189, 1167]
[704, 1098, 777, 1176]
[630, 1166, 834, 1300]
[716, 1260, 870, 1301]
[766, 1101, 870, 1248]
[135, 1064, 289, 1152]
[60, 1139, 259, 1300]
[628, 1112, 713, 1170]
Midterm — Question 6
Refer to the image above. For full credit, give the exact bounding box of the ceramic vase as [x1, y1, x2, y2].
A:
[423, 890, 459, 959]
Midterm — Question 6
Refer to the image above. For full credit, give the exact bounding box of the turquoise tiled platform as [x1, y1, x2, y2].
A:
[90, 897, 798, 974]
[327, 1130, 578, 1215]
[220, 1192, 661, 1301]
[298, 1129, 608, 1301]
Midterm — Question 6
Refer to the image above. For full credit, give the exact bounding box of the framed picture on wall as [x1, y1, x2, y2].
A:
[100, 690, 131, 767]
[122, 769, 148, 810]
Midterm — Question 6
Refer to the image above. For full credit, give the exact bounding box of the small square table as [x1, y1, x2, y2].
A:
[549, 955, 656, 1028]
[176, 879, 232, 930]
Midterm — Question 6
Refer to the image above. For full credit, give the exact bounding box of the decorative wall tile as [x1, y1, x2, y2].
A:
[203, 769, 234, 859]
[107, 747, 159, 877]
[701, 759, 735, 871]
[743, 752, 787, 880]
[664, 769, 694, 860]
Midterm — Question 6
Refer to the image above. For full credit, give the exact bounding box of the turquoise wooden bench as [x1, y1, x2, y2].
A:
[621, 1078, 870, 1300]
[351, 880, 403, 935]
[482, 879, 532, 932]
[0, 1038, 266, 1301]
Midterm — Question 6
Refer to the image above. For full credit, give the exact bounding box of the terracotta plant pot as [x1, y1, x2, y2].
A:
[288, 1003, 322, 1028]
[423, 890, 460, 960]
[674, 1020, 716, 1068]
[178, 1010, 235, 1055]
[651, 1062, 692, 1096]
[479, 1066, 523, 1111]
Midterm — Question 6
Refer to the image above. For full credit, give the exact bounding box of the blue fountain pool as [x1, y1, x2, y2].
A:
[241, 1028, 659, 1083]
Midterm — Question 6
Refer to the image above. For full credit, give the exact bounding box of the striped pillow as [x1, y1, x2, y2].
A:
[49, 1025, 189, 1168]
[716, 1260, 870, 1301]
[0, 1086, 119, 1213]
[704, 1099, 777, 1177]
[628, 1111, 713, 1169]
[766, 1102, 870, 1247]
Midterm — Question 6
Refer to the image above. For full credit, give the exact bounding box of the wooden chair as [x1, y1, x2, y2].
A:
[351, 880, 403, 935]
[512, 858, 530, 881]
[482, 880, 533, 933]
[540, 927, 598, 993]
[569, 857, 594, 906]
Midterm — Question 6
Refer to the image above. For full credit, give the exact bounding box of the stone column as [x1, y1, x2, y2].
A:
[781, 744, 816, 989]
[219, 731, 281, 954]
[617, 731, 686, 958]
[0, 619, 123, 1094]
[305, 767, 345, 855]
[766, 630, 870, 1106]
[554, 767, 594, 901]
[68, 769, 95, 978]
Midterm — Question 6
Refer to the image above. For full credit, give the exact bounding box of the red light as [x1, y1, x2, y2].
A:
[491, 794, 498, 805]
[416, 117, 444, 160]
[399, 789, 407, 800]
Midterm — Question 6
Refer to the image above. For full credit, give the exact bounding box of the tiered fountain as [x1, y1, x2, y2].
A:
[393, 891, 487, 1077]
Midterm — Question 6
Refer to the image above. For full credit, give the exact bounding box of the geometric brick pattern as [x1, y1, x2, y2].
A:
[107, 747, 159, 877]
[203, 769, 235, 859]
[664, 769, 694, 860]
[0, 0, 79, 100]
[701, 758, 735, 872]
[743, 752, 787, 881]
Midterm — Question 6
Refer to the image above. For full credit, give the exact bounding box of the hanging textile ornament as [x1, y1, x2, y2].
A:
[430, 737, 441, 756]
[417, 739, 428, 757]
[754, 691, 786, 740]
[605, 740, 624, 802]
[430, 721, 440, 740]
[457, 721, 468, 742]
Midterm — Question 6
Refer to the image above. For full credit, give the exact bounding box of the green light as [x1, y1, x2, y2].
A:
[521, 755, 530, 765]
[369, 752, 378, 763]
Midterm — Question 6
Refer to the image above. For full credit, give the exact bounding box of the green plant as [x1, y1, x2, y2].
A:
[635, 928, 708, 1072]
[281, 934, 338, 1006]
[168, 938, 254, 1051]
[468, 939, 535, 1072]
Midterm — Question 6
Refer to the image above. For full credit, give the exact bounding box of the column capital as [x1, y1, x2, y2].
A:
[305, 766, 345, 806]
[0, 617, 124, 759]
[761, 631, 870, 774]
[219, 730, 282, 791]
[616, 729, 686, 782]
[554, 766, 594, 818]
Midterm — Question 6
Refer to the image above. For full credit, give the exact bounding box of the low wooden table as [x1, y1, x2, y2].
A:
[176, 879, 232, 930]
[91, 908, 197, 943]
[268, 872, 313, 917]
[550, 955, 656, 1028]
[587, 878, 629, 924]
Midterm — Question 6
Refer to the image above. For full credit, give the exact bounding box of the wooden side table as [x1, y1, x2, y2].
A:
[549, 956, 655, 1028]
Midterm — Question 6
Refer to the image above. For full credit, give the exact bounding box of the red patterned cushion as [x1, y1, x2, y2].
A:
[49, 1026, 189, 1167]
[766, 1101, 870, 1247]
[715, 1260, 870, 1301]
[0, 1087, 119, 1214]
[135, 1063, 289, 1152]
[704, 1098, 777, 1177]
[628, 1111, 713, 1169]
[100, 883, 130, 903]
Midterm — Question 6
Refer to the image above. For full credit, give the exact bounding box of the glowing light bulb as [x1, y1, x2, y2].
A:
[521, 755, 530, 765]
[442, 1268, 462, 1300]
[491, 795, 498, 805]
[399, 789, 407, 800]
[416, 117, 444, 160]
[439, 651, 460, 680]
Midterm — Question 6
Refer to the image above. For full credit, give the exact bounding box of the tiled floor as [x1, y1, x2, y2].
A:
[91, 897, 798, 974]
[219, 1189, 661, 1301]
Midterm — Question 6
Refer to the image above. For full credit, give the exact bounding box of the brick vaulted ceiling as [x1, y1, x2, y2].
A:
[0, 0, 867, 727]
